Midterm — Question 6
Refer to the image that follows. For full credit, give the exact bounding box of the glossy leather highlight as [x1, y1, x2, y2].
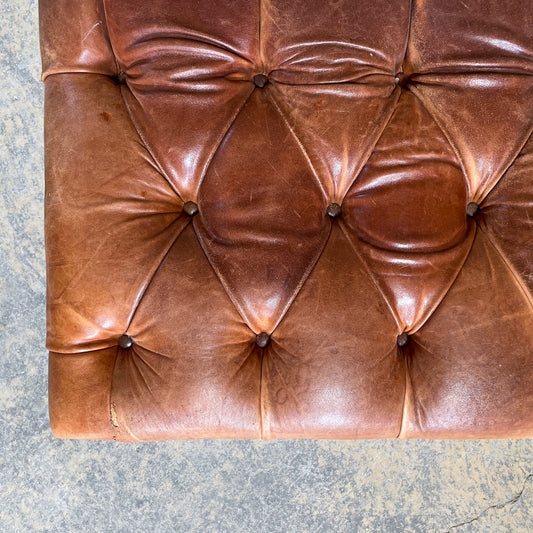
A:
[41, 0, 533, 440]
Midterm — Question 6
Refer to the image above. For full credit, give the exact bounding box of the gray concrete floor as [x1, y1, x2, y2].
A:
[1, 1, 532, 531]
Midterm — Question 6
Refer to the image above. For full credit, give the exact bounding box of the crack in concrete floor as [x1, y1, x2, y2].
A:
[446, 474, 533, 532]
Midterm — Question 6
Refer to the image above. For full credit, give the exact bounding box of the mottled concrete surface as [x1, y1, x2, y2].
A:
[1, 2, 532, 532]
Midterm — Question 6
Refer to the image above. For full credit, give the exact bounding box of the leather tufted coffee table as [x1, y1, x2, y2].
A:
[40, 0, 533, 440]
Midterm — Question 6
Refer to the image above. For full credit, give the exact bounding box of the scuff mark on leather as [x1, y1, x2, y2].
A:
[110, 402, 119, 428]
[82, 21, 102, 43]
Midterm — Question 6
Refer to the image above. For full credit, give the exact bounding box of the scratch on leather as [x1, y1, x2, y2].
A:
[82, 21, 102, 43]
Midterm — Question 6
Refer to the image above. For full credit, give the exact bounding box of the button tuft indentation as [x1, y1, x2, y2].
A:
[394, 72, 408, 88]
[326, 203, 342, 219]
[253, 74, 269, 88]
[397, 333, 410, 348]
[183, 201, 199, 217]
[256, 332, 270, 348]
[466, 202, 480, 218]
[118, 334, 133, 349]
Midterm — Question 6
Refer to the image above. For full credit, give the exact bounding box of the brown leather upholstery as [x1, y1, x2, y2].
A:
[40, 0, 533, 441]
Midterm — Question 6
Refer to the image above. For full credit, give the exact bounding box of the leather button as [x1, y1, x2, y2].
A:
[466, 202, 480, 217]
[397, 333, 410, 348]
[394, 72, 408, 88]
[183, 201, 199, 217]
[253, 74, 269, 88]
[326, 203, 342, 219]
[256, 332, 270, 348]
[119, 334, 133, 349]
[117, 71, 127, 84]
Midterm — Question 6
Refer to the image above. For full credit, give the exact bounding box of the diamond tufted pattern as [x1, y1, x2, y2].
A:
[41, 0, 533, 440]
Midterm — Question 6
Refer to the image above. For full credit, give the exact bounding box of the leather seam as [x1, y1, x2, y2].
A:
[124, 221, 190, 332]
[193, 89, 330, 334]
[410, 222, 477, 334]
[109, 347, 142, 443]
[338, 221, 402, 331]
[258, 0, 263, 70]
[479, 125, 533, 204]
[339, 89, 401, 203]
[401, 0, 414, 70]
[118, 86, 183, 199]
[270, 223, 332, 334]
[267, 90, 328, 201]
[267, 348, 306, 426]
[397, 346, 411, 439]
[193, 219, 259, 333]
[194, 88, 255, 200]
[42, 71, 114, 81]
[98, 0, 120, 76]
[265, 90, 334, 333]
[408, 85, 472, 199]
[193, 221, 260, 331]
[478, 224, 533, 312]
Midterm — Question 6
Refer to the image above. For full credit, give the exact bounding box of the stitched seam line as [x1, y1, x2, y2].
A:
[258, 0, 264, 435]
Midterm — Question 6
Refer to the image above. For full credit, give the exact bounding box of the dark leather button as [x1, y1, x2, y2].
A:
[326, 203, 342, 219]
[466, 202, 480, 218]
[256, 332, 270, 348]
[117, 71, 127, 84]
[397, 333, 410, 348]
[119, 334, 133, 349]
[253, 74, 269, 88]
[394, 72, 408, 88]
[183, 201, 199, 217]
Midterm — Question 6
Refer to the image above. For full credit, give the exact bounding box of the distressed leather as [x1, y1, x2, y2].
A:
[40, 0, 533, 441]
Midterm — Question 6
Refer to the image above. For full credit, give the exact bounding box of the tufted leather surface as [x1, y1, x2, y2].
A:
[41, 0, 533, 441]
